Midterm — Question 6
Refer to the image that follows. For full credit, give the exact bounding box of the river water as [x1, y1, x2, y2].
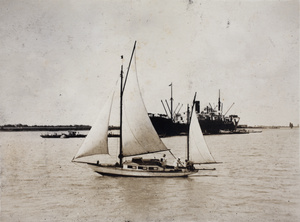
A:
[0, 128, 299, 222]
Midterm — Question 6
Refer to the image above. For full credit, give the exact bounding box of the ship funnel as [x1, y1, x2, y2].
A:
[195, 101, 200, 113]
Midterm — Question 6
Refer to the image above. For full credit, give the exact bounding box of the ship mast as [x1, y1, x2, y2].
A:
[119, 41, 137, 166]
[170, 83, 173, 121]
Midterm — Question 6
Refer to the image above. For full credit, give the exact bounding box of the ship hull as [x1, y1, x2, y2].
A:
[149, 115, 238, 136]
[149, 115, 188, 137]
[199, 119, 236, 134]
[87, 163, 197, 177]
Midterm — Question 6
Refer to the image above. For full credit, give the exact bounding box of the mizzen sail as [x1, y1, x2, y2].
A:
[189, 107, 216, 164]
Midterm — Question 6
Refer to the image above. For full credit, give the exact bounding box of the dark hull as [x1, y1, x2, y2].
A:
[40, 135, 61, 138]
[149, 116, 188, 137]
[65, 135, 86, 138]
[199, 119, 236, 134]
[149, 115, 238, 136]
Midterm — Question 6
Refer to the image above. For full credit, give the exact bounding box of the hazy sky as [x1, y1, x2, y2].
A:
[0, 0, 299, 126]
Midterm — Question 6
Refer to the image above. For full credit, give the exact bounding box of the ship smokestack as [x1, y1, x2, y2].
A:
[218, 89, 221, 112]
[195, 101, 200, 113]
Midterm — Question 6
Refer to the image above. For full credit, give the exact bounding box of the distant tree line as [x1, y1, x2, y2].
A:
[0, 124, 91, 131]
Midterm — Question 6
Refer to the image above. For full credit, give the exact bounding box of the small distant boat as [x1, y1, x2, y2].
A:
[72, 41, 217, 177]
[40, 133, 61, 138]
[41, 131, 86, 138]
[219, 129, 249, 134]
[248, 130, 262, 133]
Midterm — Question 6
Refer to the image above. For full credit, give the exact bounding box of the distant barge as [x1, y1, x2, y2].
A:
[41, 131, 86, 138]
[41, 130, 120, 138]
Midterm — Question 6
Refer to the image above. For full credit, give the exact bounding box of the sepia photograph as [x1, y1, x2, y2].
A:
[0, 0, 299, 221]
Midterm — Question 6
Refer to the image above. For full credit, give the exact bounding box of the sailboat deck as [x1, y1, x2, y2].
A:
[87, 162, 196, 177]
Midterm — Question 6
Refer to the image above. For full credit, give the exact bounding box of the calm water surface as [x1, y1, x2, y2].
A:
[1, 129, 299, 221]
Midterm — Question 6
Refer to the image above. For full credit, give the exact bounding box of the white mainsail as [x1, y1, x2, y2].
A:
[122, 67, 169, 157]
[74, 92, 114, 159]
[189, 107, 216, 164]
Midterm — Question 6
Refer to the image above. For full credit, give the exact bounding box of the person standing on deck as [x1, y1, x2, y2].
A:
[174, 157, 183, 169]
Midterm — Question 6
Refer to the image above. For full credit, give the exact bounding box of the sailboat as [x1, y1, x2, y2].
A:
[72, 41, 216, 177]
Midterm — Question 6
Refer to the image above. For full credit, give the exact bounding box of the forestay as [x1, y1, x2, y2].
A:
[189, 107, 216, 164]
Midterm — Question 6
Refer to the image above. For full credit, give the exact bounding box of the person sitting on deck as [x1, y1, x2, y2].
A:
[160, 154, 167, 168]
[186, 160, 195, 171]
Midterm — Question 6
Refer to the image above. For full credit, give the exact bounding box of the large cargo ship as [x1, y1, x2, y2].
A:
[148, 86, 240, 137]
[195, 100, 240, 135]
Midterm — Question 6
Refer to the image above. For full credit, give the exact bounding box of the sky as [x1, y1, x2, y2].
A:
[0, 0, 299, 126]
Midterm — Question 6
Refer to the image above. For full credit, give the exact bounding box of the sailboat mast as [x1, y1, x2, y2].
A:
[186, 104, 190, 161]
[119, 41, 137, 166]
[119, 56, 124, 166]
[187, 92, 197, 161]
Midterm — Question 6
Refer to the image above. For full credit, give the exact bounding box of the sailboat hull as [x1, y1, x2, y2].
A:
[87, 163, 198, 177]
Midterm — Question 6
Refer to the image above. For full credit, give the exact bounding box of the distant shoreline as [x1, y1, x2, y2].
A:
[0, 124, 296, 132]
[0, 125, 91, 131]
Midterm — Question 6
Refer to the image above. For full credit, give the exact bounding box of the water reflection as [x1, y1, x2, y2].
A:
[84, 175, 217, 221]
